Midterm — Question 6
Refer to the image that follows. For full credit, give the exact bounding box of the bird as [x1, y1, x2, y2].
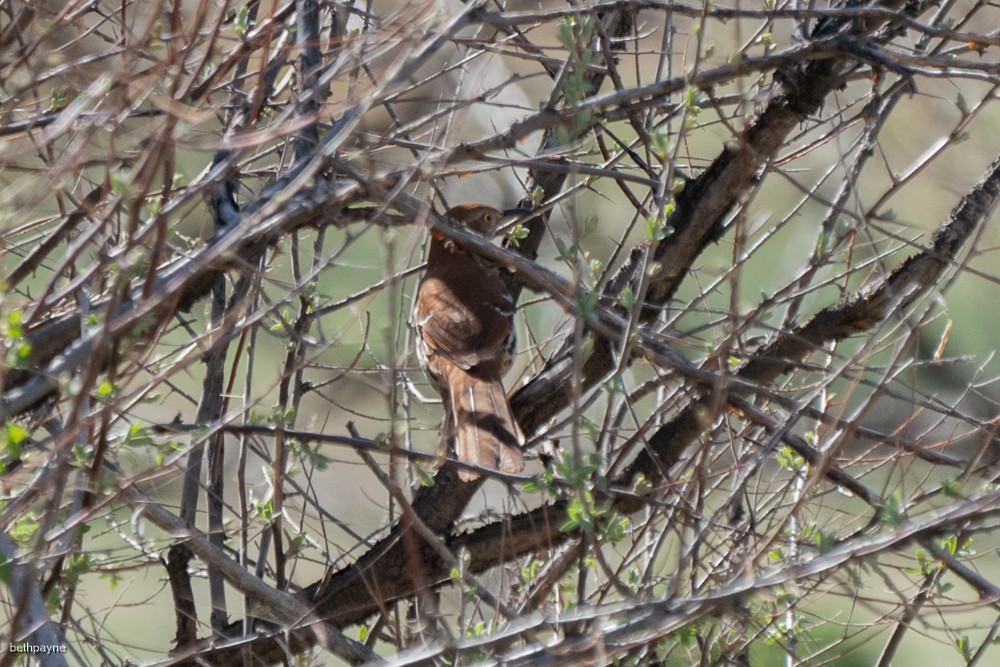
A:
[412, 203, 526, 481]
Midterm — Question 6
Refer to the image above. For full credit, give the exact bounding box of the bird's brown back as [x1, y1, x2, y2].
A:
[414, 205, 514, 374]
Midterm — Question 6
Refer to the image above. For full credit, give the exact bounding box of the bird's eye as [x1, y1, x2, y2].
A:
[483, 213, 494, 224]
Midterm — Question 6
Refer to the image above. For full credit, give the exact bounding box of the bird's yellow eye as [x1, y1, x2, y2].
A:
[483, 213, 494, 224]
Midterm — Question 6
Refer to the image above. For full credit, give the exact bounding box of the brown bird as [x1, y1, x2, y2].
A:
[412, 204, 526, 481]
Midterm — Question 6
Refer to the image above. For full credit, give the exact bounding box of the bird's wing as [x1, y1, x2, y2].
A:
[414, 272, 512, 370]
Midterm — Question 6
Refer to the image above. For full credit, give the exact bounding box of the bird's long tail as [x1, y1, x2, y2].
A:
[450, 373, 524, 481]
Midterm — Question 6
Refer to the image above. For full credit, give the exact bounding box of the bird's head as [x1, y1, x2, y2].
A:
[446, 203, 504, 237]
[443, 203, 532, 237]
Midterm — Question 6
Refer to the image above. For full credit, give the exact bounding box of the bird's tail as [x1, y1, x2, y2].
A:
[450, 373, 524, 481]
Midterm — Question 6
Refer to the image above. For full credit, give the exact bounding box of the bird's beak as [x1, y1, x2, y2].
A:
[503, 207, 532, 219]
[501, 208, 531, 226]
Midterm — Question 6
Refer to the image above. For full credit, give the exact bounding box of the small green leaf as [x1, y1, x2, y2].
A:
[256, 501, 274, 521]
[5, 310, 23, 337]
[650, 130, 670, 161]
[619, 285, 635, 309]
[507, 224, 529, 246]
[646, 216, 666, 242]
[3, 422, 28, 458]
[776, 445, 806, 473]
[684, 86, 703, 114]
[877, 490, 906, 527]
[110, 168, 132, 197]
[554, 237, 575, 261]
[557, 17, 577, 50]
[955, 635, 972, 661]
[235, 4, 251, 38]
[414, 464, 435, 487]
[122, 423, 155, 448]
[531, 186, 545, 207]
[576, 290, 599, 319]
[10, 514, 39, 546]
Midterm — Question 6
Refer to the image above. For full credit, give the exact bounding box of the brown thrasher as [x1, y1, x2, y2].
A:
[412, 204, 526, 481]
